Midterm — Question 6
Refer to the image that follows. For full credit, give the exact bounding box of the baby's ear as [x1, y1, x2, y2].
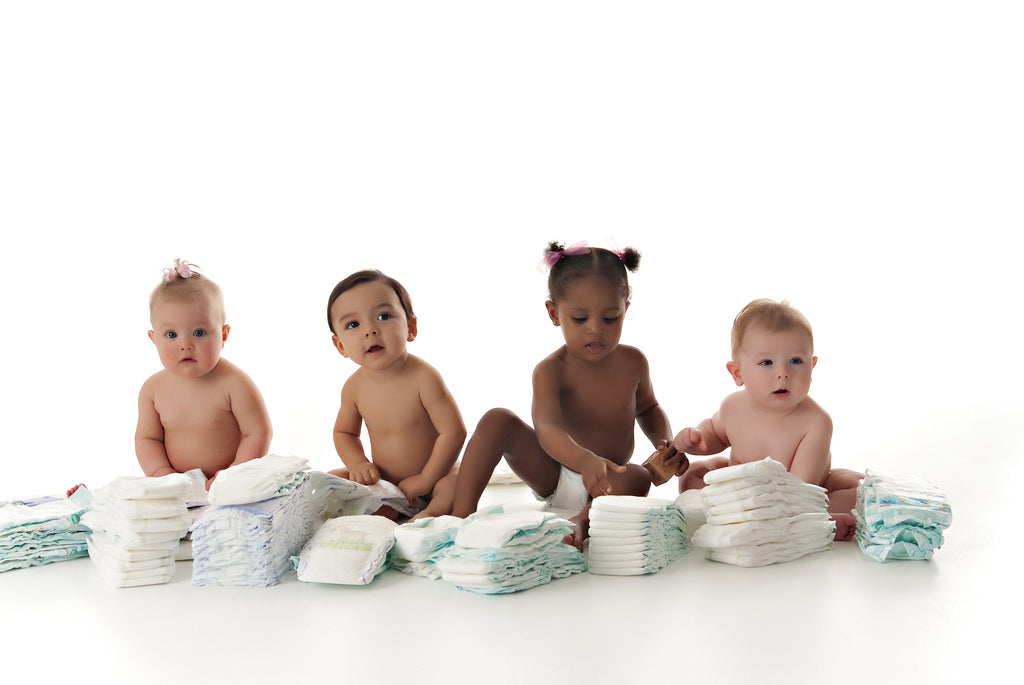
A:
[726, 361, 744, 386]
[332, 335, 349, 358]
[407, 318, 418, 342]
[148, 330, 156, 344]
[545, 300, 559, 326]
[221, 324, 231, 345]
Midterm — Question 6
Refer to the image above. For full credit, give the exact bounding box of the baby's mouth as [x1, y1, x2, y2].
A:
[773, 389, 789, 396]
[367, 345, 384, 354]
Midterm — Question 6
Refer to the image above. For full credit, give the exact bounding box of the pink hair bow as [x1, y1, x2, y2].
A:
[162, 259, 194, 282]
[537, 241, 591, 273]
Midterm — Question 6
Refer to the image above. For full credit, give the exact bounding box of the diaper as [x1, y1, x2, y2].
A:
[587, 496, 688, 576]
[0, 492, 90, 573]
[207, 454, 310, 506]
[435, 507, 587, 594]
[192, 471, 361, 587]
[293, 516, 398, 585]
[82, 472, 193, 588]
[854, 469, 952, 562]
[535, 466, 590, 515]
[689, 458, 835, 567]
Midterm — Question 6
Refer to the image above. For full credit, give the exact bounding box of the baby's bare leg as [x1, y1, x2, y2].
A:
[823, 468, 864, 542]
[563, 464, 654, 551]
[451, 409, 559, 518]
[409, 468, 459, 521]
[678, 456, 730, 493]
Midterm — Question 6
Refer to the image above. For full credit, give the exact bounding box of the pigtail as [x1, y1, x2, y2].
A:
[618, 246, 641, 273]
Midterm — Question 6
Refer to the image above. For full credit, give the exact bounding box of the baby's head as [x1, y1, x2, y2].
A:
[148, 260, 229, 377]
[149, 260, 226, 328]
[731, 299, 814, 361]
[326, 270, 416, 336]
[544, 241, 641, 305]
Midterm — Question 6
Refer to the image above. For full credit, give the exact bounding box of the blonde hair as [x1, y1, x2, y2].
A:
[731, 299, 813, 360]
[149, 265, 226, 324]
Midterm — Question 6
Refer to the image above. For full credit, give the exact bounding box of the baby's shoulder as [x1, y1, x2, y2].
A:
[799, 396, 833, 426]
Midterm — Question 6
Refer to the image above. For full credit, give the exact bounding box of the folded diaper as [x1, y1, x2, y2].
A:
[854, 469, 952, 562]
[192, 472, 377, 586]
[434, 507, 587, 594]
[82, 473, 192, 588]
[587, 496, 688, 576]
[689, 458, 835, 567]
[207, 454, 310, 506]
[293, 516, 398, 585]
[0, 488, 91, 573]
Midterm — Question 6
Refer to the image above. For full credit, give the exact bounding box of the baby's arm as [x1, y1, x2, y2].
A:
[673, 411, 730, 457]
[635, 353, 673, 448]
[788, 411, 833, 486]
[227, 371, 273, 468]
[135, 381, 176, 478]
[332, 377, 379, 484]
[396, 366, 467, 501]
[531, 362, 626, 497]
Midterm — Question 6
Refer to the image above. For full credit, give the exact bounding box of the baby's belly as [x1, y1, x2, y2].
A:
[165, 433, 238, 477]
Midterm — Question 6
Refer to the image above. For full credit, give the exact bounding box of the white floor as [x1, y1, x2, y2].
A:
[1, 459, 1014, 685]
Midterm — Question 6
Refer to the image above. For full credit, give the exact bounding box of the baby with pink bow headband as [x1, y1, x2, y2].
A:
[453, 240, 679, 548]
[135, 259, 273, 487]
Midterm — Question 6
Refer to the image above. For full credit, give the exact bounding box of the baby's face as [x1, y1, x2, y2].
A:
[148, 295, 228, 378]
[546, 277, 627, 364]
[330, 280, 415, 371]
[730, 326, 816, 411]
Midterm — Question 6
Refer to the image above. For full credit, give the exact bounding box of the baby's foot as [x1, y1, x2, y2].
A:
[831, 512, 856, 542]
[561, 507, 591, 552]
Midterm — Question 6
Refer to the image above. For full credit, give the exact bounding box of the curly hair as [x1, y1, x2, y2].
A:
[544, 241, 641, 304]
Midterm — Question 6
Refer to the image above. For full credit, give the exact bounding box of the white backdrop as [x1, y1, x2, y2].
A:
[2, 2, 1021, 501]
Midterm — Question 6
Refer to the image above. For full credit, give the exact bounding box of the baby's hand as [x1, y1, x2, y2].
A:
[657, 442, 691, 477]
[581, 456, 628, 498]
[348, 461, 381, 485]
[397, 474, 431, 504]
[673, 427, 708, 454]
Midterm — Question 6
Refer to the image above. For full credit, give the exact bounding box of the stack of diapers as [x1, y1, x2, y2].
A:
[854, 469, 952, 562]
[293, 515, 398, 585]
[690, 458, 835, 567]
[391, 514, 463, 579]
[587, 496, 688, 576]
[1, 491, 90, 573]
[435, 508, 587, 594]
[191, 471, 380, 587]
[82, 473, 192, 587]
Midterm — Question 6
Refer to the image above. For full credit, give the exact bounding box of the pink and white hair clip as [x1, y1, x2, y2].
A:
[162, 259, 195, 282]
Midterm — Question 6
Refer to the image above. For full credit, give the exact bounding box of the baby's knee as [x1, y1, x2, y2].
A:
[615, 464, 653, 497]
[678, 457, 729, 493]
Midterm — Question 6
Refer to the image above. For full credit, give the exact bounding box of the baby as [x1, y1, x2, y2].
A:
[327, 269, 466, 520]
[135, 260, 273, 485]
[668, 299, 862, 540]
[452, 242, 673, 548]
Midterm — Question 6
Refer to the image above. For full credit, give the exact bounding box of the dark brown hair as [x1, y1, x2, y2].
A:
[326, 270, 416, 334]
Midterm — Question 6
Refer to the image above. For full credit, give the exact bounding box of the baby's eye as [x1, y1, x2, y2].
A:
[790, 357, 804, 365]
[603, 316, 620, 324]
[571, 317, 587, 324]
[377, 313, 392, 321]
[166, 331, 177, 340]
[193, 330, 205, 338]
[345, 321, 359, 330]
[758, 359, 773, 366]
